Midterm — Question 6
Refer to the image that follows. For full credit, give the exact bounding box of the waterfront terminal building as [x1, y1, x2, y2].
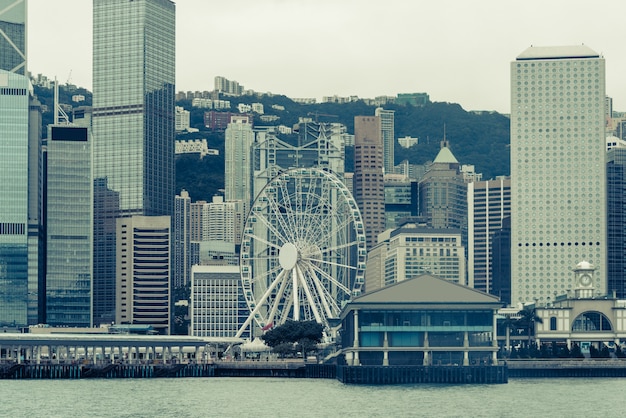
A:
[339, 274, 503, 366]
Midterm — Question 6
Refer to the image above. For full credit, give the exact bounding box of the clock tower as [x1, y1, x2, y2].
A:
[573, 260, 595, 299]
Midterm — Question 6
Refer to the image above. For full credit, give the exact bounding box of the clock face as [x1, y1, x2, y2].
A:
[580, 274, 592, 287]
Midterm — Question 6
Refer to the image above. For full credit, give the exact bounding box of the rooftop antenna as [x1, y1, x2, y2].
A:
[54, 77, 71, 125]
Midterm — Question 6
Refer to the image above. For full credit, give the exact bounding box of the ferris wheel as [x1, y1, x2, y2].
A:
[236, 167, 366, 335]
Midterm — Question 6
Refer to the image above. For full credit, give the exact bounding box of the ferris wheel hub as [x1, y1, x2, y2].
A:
[279, 242, 298, 270]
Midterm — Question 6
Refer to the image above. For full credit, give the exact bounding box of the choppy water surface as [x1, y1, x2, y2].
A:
[1, 377, 623, 417]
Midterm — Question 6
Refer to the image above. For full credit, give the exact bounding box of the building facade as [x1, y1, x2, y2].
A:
[339, 275, 501, 366]
[607, 147, 626, 298]
[0, 0, 26, 75]
[116, 216, 171, 335]
[375, 107, 395, 174]
[173, 190, 191, 288]
[225, 115, 254, 218]
[190, 265, 250, 338]
[92, 0, 175, 325]
[510, 45, 607, 304]
[45, 125, 93, 327]
[354, 116, 385, 250]
[467, 177, 511, 294]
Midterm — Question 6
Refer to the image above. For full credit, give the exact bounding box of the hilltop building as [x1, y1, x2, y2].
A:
[510, 45, 607, 304]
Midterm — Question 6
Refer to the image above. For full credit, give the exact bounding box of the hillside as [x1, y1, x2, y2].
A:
[32, 83, 511, 202]
[176, 96, 510, 201]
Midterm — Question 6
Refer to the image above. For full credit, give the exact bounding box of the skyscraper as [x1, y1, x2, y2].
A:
[467, 177, 511, 293]
[607, 147, 626, 298]
[511, 45, 607, 305]
[0, 0, 26, 75]
[375, 108, 395, 174]
[45, 125, 92, 327]
[225, 115, 254, 218]
[354, 116, 384, 250]
[0, 70, 29, 327]
[92, 0, 175, 325]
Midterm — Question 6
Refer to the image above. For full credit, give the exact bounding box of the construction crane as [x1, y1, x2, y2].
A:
[307, 111, 338, 123]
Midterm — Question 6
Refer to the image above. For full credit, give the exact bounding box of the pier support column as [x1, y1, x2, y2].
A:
[423, 350, 429, 366]
[383, 350, 389, 366]
[353, 310, 360, 366]
[463, 350, 469, 366]
[463, 331, 470, 365]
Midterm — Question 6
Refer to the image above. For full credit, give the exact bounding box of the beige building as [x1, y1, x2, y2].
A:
[116, 216, 171, 335]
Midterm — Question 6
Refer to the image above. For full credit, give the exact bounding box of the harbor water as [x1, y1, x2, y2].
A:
[1, 377, 625, 417]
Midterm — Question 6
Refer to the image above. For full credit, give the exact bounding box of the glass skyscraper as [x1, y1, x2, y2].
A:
[45, 125, 93, 327]
[92, 0, 175, 325]
[0, 0, 26, 75]
[0, 70, 29, 327]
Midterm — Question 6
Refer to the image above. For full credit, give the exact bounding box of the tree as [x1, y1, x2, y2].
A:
[261, 320, 324, 357]
[517, 307, 543, 347]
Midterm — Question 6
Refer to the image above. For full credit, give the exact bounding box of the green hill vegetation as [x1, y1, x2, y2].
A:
[33, 82, 511, 202]
[177, 94, 510, 201]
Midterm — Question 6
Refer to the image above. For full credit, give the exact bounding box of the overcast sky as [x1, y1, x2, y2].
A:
[27, 0, 626, 113]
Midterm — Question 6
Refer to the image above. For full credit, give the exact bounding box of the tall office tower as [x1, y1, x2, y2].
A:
[225, 115, 254, 219]
[467, 177, 511, 293]
[190, 265, 250, 338]
[511, 46, 607, 305]
[252, 122, 346, 200]
[45, 125, 92, 327]
[190, 200, 207, 242]
[375, 108, 395, 174]
[0, 70, 30, 326]
[354, 116, 384, 250]
[116, 216, 171, 335]
[419, 141, 466, 232]
[92, 0, 175, 325]
[607, 147, 626, 298]
[0, 0, 26, 74]
[173, 190, 191, 288]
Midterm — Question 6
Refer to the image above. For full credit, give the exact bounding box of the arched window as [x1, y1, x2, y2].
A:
[550, 317, 557, 331]
[571, 311, 613, 332]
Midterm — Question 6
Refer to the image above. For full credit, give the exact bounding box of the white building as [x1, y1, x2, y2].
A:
[225, 115, 254, 217]
[251, 103, 264, 114]
[398, 136, 418, 148]
[201, 196, 244, 245]
[511, 45, 607, 305]
[191, 265, 250, 338]
[175, 106, 190, 131]
[375, 107, 395, 174]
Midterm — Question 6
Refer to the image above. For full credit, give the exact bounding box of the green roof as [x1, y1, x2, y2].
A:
[433, 146, 458, 164]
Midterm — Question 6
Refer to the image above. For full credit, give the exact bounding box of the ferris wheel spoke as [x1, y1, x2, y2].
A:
[303, 256, 357, 271]
[244, 268, 287, 327]
[296, 265, 324, 325]
[265, 188, 299, 242]
[249, 264, 283, 286]
[320, 239, 359, 254]
[307, 262, 352, 295]
[303, 263, 340, 317]
[266, 268, 291, 325]
[247, 233, 282, 252]
[255, 209, 290, 245]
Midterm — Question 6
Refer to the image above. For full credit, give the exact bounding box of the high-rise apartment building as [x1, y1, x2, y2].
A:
[116, 215, 171, 334]
[92, 0, 175, 325]
[467, 177, 511, 294]
[354, 116, 385, 250]
[45, 125, 93, 327]
[173, 190, 191, 288]
[375, 108, 395, 174]
[511, 45, 607, 305]
[225, 115, 254, 219]
[0, 0, 26, 75]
